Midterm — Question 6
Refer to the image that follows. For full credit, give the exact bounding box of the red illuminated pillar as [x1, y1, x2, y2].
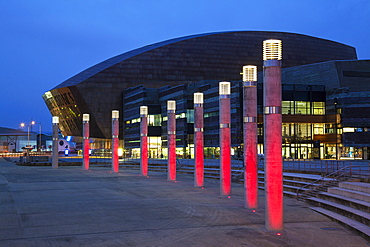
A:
[52, 116, 59, 169]
[263, 39, 283, 231]
[194, 93, 204, 187]
[140, 106, 148, 176]
[243, 65, 258, 209]
[112, 110, 119, 173]
[82, 114, 90, 171]
[219, 82, 231, 196]
[167, 101, 176, 181]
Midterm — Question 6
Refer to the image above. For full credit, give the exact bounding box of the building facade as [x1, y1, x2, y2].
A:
[43, 31, 370, 160]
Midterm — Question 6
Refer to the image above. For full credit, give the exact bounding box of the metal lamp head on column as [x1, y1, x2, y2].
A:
[140, 106, 148, 117]
[263, 39, 282, 61]
[83, 114, 89, 122]
[167, 100, 176, 113]
[194, 92, 204, 107]
[52, 116, 59, 124]
[219, 81, 231, 97]
[112, 110, 119, 119]
[242, 65, 257, 86]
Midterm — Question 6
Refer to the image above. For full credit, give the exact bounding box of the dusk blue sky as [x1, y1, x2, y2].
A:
[1, 0, 369, 132]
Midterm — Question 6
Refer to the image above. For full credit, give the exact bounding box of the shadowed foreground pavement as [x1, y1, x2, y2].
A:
[0, 159, 369, 247]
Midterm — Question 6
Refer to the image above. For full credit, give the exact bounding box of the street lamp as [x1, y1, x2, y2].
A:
[31, 121, 42, 151]
[20, 122, 30, 147]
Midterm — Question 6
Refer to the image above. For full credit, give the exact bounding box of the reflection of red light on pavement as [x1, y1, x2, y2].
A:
[276, 233, 282, 236]
[252, 210, 256, 213]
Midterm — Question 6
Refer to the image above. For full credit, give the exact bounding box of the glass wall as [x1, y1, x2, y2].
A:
[148, 114, 161, 126]
[282, 101, 325, 115]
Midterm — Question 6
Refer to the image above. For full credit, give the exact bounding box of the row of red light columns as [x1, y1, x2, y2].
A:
[51, 39, 283, 231]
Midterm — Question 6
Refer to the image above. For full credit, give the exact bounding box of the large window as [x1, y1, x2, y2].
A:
[148, 114, 161, 126]
[295, 101, 310, 114]
[312, 102, 325, 115]
[186, 109, 194, 123]
[282, 101, 325, 115]
[282, 101, 293, 114]
[313, 124, 324, 135]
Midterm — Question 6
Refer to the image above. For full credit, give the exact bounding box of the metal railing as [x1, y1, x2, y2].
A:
[295, 165, 362, 201]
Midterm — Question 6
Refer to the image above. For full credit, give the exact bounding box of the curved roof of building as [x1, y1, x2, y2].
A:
[46, 31, 357, 138]
[52, 31, 357, 90]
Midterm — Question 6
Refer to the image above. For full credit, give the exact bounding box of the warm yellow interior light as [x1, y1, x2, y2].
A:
[118, 148, 123, 157]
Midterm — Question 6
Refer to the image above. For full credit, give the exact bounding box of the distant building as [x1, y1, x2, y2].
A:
[0, 127, 51, 153]
[43, 31, 370, 160]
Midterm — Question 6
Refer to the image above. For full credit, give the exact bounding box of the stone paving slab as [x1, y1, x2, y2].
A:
[0, 161, 369, 247]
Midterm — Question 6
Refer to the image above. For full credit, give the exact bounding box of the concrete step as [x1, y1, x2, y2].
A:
[283, 179, 321, 188]
[318, 191, 370, 213]
[329, 187, 370, 203]
[306, 197, 370, 226]
[258, 171, 335, 184]
[284, 184, 307, 193]
[258, 181, 307, 198]
[339, 182, 370, 194]
[310, 207, 370, 242]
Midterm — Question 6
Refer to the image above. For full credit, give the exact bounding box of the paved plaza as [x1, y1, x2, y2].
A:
[0, 158, 369, 246]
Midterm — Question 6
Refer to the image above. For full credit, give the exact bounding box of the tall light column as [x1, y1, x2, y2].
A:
[263, 39, 283, 231]
[219, 82, 231, 196]
[194, 92, 204, 187]
[167, 100, 176, 181]
[140, 106, 148, 177]
[243, 65, 258, 209]
[82, 114, 90, 171]
[112, 110, 119, 173]
[52, 116, 59, 169]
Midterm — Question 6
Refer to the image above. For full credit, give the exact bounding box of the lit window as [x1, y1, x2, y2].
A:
[186, 109, 194, 123]
[148, 114, 161, 126]
[343, 127, 355, 133]
[282, 101, 293, 114]
[295, 101, 309, 115]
